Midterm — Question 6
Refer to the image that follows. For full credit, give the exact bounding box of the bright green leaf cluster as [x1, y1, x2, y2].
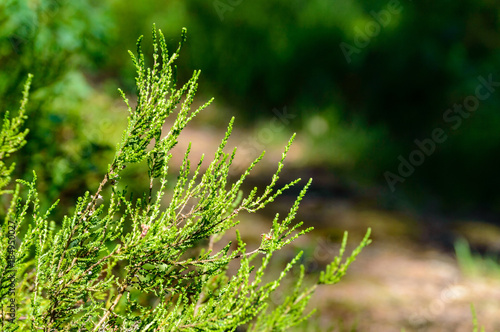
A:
[0, 74, 31, 195]
[0, 27, 370, 331]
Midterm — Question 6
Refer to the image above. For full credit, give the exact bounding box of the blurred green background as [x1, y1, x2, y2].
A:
[1, 0, 500, 219]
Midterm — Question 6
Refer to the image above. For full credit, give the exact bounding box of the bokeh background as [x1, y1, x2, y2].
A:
[2, 0, 500, 330]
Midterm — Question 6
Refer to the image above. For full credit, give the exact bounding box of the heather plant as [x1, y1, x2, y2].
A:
[0, 74, 31, 196]
[0, 27, 371, 331]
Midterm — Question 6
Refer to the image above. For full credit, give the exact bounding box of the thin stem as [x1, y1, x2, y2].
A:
[55, 172, 111, 277]
[93, 282, 129, 331]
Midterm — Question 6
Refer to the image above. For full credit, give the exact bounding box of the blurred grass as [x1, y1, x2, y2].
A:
[455, 238, 500, 279]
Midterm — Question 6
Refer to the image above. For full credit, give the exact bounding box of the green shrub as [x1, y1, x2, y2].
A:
[0, 27, 370, 331]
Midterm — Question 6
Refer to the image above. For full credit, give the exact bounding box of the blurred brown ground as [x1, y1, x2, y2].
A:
[166, 117, 500, 332]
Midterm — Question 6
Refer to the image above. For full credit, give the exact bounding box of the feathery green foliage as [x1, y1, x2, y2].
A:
[0, 27, 371, 331]
[0, 74, 32, 195]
